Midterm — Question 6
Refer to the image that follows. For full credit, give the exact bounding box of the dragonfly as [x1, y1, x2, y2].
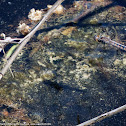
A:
[94, 35, 126, 51]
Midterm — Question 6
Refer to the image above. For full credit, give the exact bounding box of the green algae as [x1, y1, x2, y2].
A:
[64, 39, 89, 50]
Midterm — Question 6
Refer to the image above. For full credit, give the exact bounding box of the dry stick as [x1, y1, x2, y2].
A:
[0, 0, 64, 80]
[3, 49, 14, 78]
[77, 104, 126, 126]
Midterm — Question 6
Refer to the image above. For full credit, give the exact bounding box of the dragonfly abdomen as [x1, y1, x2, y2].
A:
[94, 35, 126, 51]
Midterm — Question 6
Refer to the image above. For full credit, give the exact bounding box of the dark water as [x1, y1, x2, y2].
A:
[0, 0, 126, 126]
[0, 0, 54, 33]
[0, 0, 74, 33]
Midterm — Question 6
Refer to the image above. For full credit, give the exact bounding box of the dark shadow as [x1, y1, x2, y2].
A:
[111, 0, 126, 7]
[0, 104, 14, 113]
[43, 80, 87, 93]
[76, 0, 126, 24]
[76, 2, 116, 24]
[36, 22, 126, 36]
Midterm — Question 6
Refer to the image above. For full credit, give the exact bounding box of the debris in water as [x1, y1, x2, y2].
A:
[17, 23, 31, 35]
[28, 8, 43, 21]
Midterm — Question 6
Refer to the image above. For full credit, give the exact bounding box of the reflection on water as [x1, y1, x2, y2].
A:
[0, 0, 126, 125]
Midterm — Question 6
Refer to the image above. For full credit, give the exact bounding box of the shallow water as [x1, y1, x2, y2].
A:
[0, 0, 126, 126]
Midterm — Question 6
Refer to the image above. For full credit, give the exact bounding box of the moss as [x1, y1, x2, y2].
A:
[64, 39, 88, 50]
[41, 70, 55, 80]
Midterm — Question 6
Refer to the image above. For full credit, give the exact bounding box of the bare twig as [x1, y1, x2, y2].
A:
[0, 37, 22, 43]
[0, 37, 22, 52]
[0, 0, 64, 80]
[77, 104, 126, 126]
[0, 33, 22, 52]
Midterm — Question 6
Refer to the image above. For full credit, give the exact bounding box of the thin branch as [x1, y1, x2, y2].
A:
[77, 104, 126, 126]
[0, 0, 64, 80]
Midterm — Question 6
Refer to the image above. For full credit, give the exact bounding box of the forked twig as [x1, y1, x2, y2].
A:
[77, 104, 126, 126]
[0, 0, 64, 80]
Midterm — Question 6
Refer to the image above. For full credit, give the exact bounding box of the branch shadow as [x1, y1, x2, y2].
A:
[43, 80, 87, 93]
[75, 0, 126, 25]
[111, 0, 126, 7]
[36, 0, 126, 34]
